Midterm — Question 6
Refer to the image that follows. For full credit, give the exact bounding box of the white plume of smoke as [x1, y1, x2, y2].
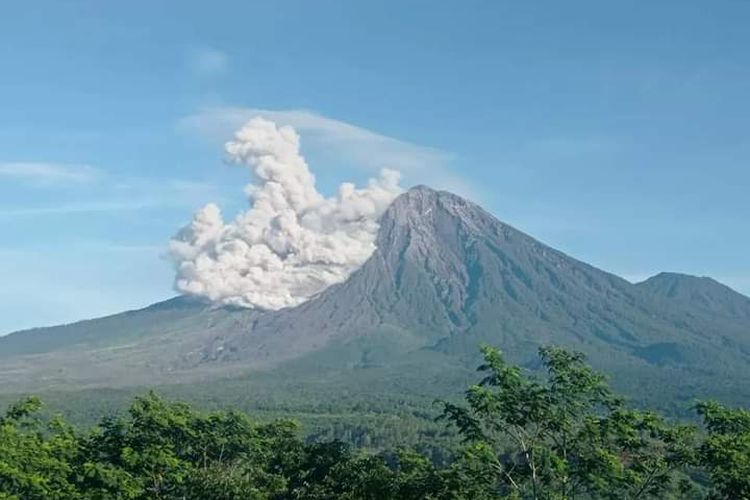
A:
[169, 117, 402, 310]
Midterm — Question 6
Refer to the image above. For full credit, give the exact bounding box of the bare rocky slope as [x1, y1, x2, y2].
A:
[2, 186, 749, 408]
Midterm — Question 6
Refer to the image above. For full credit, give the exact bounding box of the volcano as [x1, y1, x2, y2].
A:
[2, 186, 749, 410]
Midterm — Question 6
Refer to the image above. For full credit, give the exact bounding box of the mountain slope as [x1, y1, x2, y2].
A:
[637, 272, 750, 322]
[208, 187, 750, 372]
[1, 186, 749, 410]
[0, 296, 206, 358]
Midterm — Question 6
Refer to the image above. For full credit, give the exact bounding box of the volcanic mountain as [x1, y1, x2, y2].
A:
[2, 186, 749, 410]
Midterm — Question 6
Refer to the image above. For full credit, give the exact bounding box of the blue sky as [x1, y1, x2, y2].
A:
[1, 1, 748, 334]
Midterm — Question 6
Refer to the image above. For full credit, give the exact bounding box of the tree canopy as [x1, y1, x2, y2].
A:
[1, 345, 748, 499]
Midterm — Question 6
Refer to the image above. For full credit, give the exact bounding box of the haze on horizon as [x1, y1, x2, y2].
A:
[1, 1, 749, 334]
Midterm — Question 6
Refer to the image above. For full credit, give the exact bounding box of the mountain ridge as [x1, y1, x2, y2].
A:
[1, 185, 749, 411]
[637, 271, 750, 321]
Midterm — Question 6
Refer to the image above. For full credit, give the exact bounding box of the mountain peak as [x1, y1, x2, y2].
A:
[407, 184, 436, 194]
[647, 271, 715, 282]
[639, 272, 736, 294]
[396, 184, 466, 204]
[391, 184, 443, 210]
[384, 185, 489, 232]
[2, 182, 750, 410]
[637, 271, 750, 320]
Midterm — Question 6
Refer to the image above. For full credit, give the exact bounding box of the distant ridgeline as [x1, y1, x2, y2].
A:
[1, 186, 750, 422]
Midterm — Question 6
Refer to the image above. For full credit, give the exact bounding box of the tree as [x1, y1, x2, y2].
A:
[3, 345, 748, 499]
[0, 397, 82, 500]
[77, 392, 301, 499]
[696, 401, 750, 499]
[441, 345, 697, 499]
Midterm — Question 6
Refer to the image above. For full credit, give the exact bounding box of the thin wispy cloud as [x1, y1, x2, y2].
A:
[65, 241, 165, 254]
[0, 178, 225, 218]
[92, 243, 164, 254]
[0, 200, 163, 218]
[0, 162, 101, 185]
[179, 107, 479, 200]
[187, 46, 228, 77]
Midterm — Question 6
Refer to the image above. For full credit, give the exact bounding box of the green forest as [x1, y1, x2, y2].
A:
[1, 345, 748, 500]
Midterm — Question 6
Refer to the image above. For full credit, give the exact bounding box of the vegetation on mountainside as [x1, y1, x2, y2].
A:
[1, 345, 748, 499]
[4, 189, 750, 417]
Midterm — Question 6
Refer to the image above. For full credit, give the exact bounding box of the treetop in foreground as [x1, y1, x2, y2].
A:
[1, 345, 749, 499]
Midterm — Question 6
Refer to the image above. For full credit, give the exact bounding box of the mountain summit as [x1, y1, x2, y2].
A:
[637, 272, 750, 321]
[2, 186, 749, 409]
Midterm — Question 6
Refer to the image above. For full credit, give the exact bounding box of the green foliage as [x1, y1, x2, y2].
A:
[696, 401, 750, 499]
[0, 345, 747, 499]
[440, 345, 699, 499]
[0, 397, 81, 499]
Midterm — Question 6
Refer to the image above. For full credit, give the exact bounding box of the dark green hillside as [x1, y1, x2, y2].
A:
[3, 345, 749, 499]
